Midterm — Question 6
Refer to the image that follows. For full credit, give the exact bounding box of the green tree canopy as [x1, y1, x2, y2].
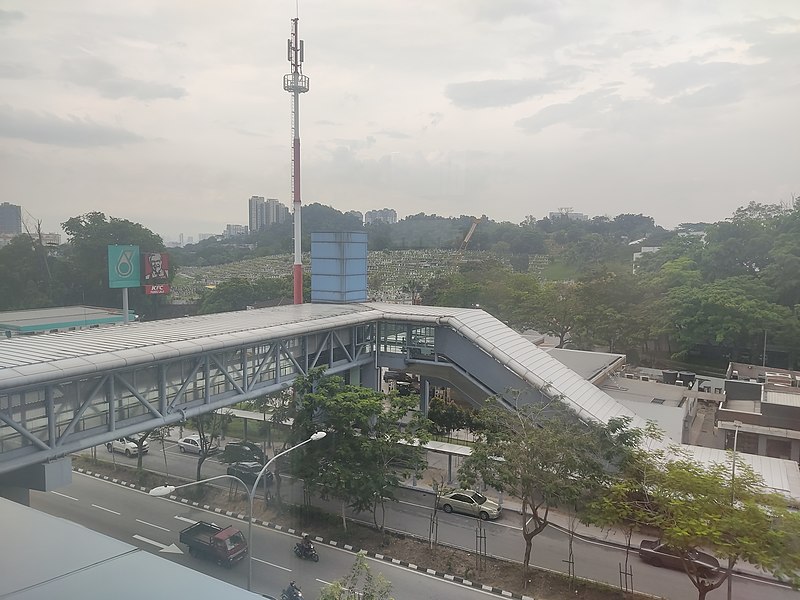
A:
[289, 370, 431, 530]
[60, 212, 166, 313]
[460, 399, 637, 584]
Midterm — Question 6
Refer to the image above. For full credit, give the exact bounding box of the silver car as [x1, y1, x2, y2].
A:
[106, 436, 149, 457]
[176, 435, 217, 455]
[437, 489, 501, 520]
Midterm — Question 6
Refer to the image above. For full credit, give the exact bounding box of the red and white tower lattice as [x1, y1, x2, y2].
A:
[284, 18, 309, 304]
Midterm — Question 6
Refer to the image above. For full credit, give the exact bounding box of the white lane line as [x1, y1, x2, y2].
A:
[91, 503, 121, 515]
[253, 557, 292, 572]
[132, 534, 183, 554]
[52, 491, 79, 502]
[397, 499, 430, 510]
[174, 515, 198, 525]
[133, 534, 167, 549]
[136, 519, 170, 532]
[316, 578, 333, 586]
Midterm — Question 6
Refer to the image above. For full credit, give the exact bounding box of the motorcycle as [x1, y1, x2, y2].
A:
[280, 582, 303, 600]
[293, 541, 319, 562]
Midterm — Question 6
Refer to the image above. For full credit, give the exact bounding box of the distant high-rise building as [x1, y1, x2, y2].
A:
[224, 224, 249, 238]
[178, 233, 184, 246]
[0, 202, 22, 235]
[548, 210, 588, 222]
[39, 232, 61, 246]
[248, 196, 289, 232]
[187, 236, 194, 245]
[248, 195, 266, 233]
[365, 208, 397, 225]
[198, 233, 215, 242]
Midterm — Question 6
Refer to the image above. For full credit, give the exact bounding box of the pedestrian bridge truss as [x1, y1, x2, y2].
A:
[1, 302, 799, 499]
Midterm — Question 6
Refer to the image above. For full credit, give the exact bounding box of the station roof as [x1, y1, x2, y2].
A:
[0, 305, 132, 334]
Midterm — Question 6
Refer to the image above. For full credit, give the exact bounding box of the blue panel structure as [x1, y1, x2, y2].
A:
[311, 231, 368, 303]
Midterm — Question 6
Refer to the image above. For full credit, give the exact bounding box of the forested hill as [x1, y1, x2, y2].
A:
[171, 204, 668, 268]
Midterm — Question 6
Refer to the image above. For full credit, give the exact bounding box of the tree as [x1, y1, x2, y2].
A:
[60, 212, 166, 313]
[0, 235, 54, 310]
[664, 277, 798, 361]
[318, 551, 394, 600]
[190, 412, 230, 480]
[427, 397, 473, 439]
[510, 281, 581, 348]
[460, 399, 634, 586]
[573, 271, 648, 355]
[595, 450, 800, 600]
[289, 370, 430, 531]
[584, 421, 665, 585]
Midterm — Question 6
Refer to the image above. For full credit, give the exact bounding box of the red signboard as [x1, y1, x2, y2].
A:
[142, 252, 170, 294]
[145, 284, 171, 295]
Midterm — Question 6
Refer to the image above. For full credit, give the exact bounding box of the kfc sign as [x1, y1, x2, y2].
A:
[142, 252, 169, 283]
[141, 252, 171, 295]
[145, 284, 171, 295]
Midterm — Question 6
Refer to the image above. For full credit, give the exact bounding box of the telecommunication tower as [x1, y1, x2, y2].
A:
[284, 18, 309, 304]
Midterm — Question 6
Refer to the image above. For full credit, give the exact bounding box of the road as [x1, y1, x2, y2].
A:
[82, 441, 800, 600]
[32, 472, 508, 600]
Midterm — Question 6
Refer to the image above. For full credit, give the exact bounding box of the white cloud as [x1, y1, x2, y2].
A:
[0, 0, 797, 240]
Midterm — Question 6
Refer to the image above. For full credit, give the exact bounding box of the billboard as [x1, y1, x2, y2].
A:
[142, 252, 171, 295]
[107, 245, 140, 289]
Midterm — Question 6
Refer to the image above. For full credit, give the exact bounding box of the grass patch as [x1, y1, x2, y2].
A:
[541, 261, 580, 281]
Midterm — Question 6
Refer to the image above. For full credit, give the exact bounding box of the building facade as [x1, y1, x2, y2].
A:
[0, 202, 22, 235]
[248, 196, 289, 232]
[223, 224, 249, 238]
[717, 362, 800, 463]
[365, 208, 397, 225]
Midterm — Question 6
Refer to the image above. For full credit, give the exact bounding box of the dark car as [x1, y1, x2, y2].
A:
[227, 461, 273, 487]
[222, 441, 266, 465]
[638, 540, 720, 577]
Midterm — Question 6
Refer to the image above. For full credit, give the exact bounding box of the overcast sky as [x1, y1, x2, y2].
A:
[1, 1, 798, 241]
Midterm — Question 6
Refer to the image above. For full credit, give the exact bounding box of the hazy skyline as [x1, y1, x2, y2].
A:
[1, 1, 798, 241]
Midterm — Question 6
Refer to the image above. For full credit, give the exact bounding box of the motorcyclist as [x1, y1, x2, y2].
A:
[283, 580, 302, 599]
[300, 533, 313, 556]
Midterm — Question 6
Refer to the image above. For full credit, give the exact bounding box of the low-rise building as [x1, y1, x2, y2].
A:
[716, 362, 800, 462]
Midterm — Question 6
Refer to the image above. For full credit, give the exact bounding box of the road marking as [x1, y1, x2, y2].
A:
[316, 578, 332, 585]
[132, 534, 184, 554]
[174, 515, 198, 525]
[136, 519, 170, 532]
[253, 557, 292, 572]
[52, 491, 79, 502]
[397, 499, 430, 510]
[91, 503, 121, 515]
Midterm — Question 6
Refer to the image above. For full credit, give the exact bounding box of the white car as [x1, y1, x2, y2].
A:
[177, 435, 218, 455]
[106, 436, 149, 457]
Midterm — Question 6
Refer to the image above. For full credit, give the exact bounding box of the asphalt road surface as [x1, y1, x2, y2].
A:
[81, 442, 800, 600]
[32, 473, 510, 600]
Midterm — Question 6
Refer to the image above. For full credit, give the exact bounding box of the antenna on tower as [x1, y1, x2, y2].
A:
[284, 18, 310, 304]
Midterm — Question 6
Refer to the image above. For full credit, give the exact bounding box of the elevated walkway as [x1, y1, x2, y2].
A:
[2, 302, 799, 500]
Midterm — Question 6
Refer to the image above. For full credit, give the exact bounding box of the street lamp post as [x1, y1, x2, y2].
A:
[727, 420, 742, 600]
[150, 430, 326, 592]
